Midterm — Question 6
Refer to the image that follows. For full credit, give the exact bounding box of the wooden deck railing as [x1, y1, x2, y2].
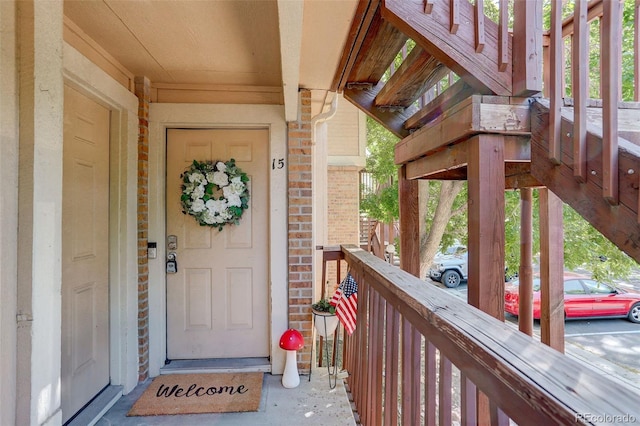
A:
[327, 245, 640, 425]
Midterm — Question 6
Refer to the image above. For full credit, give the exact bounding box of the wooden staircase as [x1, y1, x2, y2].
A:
[332, 1, 640, 422]
[334, 0, 640, 263]
[531, 98, 640, 262]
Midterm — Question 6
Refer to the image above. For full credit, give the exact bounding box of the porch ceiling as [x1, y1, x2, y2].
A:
[63, 0, 358, 116]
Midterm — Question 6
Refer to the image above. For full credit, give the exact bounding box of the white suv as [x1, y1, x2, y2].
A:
[428, 245, 468, 288]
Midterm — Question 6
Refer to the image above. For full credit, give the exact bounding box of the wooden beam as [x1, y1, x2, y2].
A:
[467, 134, 505, 320]
[404, 80, 477, 131]
[396, 96, 531, 166]
[396, 96, 475, 164]
[375, 46, 449, 108]
[512, 0, 543, 96]
[549, 0, 563, 163]
[538, 188, 565, 352]
[404, 135, 530, 180]
[518, 188, 534, 336]
[474, 0, 485, 53]
[505, 163, 542, 189]
[344, 81, 417, 138]
[399, 165, 420, 277]
[601, 0, 620, 204]
[348, 14, 409, 84]
[498, 0, 509, 72]
[331, 0, 381, 91]
[450, 0, 460, 34]
[382, 0, 512, 95]
[572, 0, 588, 182]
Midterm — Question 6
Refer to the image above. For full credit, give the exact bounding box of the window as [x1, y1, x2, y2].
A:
[582, 279, 615, 294]
[564, 280, 586, 294]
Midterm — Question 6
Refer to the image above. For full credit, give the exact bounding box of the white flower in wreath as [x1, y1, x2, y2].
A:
[223, 186, 242, 207]
[191, 184, 205, 200]
[180, 159, 250, 231]
[190, 198, 206, 213]
[212, 171, 229, 187]
[188, 171, 205, 184]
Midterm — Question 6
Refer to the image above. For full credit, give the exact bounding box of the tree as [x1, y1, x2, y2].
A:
[504, 190, 637, 283]
[360, 117, 468, 276]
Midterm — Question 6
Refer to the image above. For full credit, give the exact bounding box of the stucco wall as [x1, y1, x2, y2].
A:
[0, 2, 19, 425]
[16, 2, 65, 424]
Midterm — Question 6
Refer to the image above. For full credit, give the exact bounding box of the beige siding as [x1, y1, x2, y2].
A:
[327, 99, 364, 159]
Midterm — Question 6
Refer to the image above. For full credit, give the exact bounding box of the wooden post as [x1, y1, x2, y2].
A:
[467, 135, 505, 319]
[399, 165, 420, 277]
[602, 0, 620, 204]
[539, 188, 565, 352]
[518, 188, 534, 336]
[513, 0, 543, 96]
[467, 134, 505, 425]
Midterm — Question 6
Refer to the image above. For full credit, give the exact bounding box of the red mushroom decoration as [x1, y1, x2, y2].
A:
[279, 329, 304, 388]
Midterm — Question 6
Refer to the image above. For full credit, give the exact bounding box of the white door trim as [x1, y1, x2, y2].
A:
[63, 42, 140, 394]
[148, 104, 288, 377]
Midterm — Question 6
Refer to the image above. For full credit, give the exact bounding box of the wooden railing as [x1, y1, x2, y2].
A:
[328, 245, 640, 425]
[544, 0, 639, 204]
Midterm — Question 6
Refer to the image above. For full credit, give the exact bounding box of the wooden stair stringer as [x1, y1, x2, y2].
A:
[530, 99, 640, 263]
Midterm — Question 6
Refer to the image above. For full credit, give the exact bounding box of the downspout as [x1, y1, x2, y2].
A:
[311, 93, 339, 303]
[311, 93, 339, 143]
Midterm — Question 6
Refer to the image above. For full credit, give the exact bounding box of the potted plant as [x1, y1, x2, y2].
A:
[311, 298, 339, 338]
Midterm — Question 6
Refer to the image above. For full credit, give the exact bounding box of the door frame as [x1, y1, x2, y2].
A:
[148, 104, 288, 376]
[63, 44, 141, 395]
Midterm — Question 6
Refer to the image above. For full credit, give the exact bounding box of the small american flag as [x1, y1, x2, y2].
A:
[331, 272, 358, 335]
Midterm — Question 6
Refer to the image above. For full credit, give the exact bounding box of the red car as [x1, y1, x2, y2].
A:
[504, 273, 640, 323]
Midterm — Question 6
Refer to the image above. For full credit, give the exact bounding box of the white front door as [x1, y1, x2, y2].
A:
[166, 129, 269, 359]
[62, 85, 110, 422]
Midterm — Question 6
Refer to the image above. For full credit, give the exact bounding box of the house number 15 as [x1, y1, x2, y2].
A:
[272, 158, 284, 170]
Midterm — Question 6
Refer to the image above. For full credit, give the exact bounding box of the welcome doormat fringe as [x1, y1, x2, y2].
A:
[127, 372, 263, 416]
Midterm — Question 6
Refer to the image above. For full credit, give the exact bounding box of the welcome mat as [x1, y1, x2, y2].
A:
[127, 372, 263, 416]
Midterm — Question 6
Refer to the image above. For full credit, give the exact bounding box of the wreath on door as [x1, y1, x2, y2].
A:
[180, 159, 250, 231]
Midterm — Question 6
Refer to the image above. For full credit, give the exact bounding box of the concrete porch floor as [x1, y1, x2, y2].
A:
[96, 368, 357, 426]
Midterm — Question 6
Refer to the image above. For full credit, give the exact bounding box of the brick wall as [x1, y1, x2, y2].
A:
[134, 76, 150, 381]
[326, 165, 361, 292]
[327, 165, 361, 246]
[287, 89, 313, 372]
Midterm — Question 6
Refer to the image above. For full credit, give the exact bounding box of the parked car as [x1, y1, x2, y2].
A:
[504, 273, 640, 323]
[428, 245, 468, 288]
